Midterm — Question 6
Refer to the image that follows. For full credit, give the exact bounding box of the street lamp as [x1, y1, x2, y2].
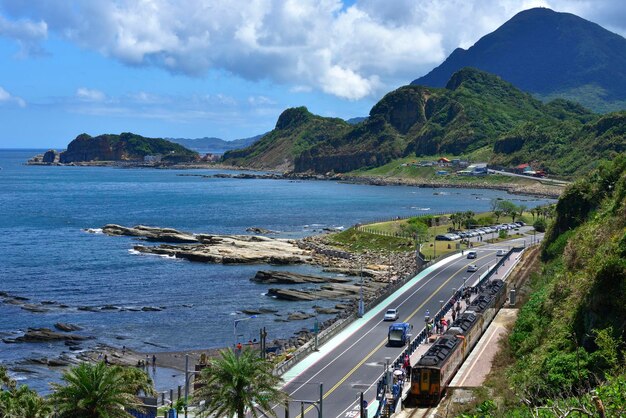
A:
[233, 315, 257, 349]
[358, 263, 364, 317]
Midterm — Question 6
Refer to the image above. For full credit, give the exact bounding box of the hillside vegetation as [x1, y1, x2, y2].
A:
[59, 132, 198, 163]
[222, 107, 350, 170]
[223, 68, 626, 179]
[470, 156, 626, 416]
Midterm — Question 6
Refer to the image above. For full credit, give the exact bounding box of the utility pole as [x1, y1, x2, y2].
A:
[260, 327, 267, 359]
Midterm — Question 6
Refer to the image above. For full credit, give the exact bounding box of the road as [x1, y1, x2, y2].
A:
[487, 169, 570, 186]
[268, 233, 539, 418]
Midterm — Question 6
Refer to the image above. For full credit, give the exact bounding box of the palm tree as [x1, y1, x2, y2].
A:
[51, 362, 153, 418]
[197, 347, 286, 418]
[494, 210, 503, 222]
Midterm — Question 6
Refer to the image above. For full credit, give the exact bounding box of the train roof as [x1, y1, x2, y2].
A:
[467, 280, 505, 313]
[416, 336, 460, 367]
[446, 312, 477, 334]
[482, 279, 504, 294]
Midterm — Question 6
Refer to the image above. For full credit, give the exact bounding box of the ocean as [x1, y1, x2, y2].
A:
[0, 149, 554, 393]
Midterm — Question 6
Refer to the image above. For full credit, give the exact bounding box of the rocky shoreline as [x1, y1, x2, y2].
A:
[1, 222, 417, 378]
[26, 155, 563, 198]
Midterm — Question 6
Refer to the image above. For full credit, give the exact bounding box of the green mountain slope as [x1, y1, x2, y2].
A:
[59, 132, 198, 163]
[222, 68, 626, 179]
[412, 8, 626, 113]
[222, 107, 350, 171]
[500, 156, 626, 407]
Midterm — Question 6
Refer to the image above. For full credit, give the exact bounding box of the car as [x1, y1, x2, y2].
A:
[496, 249, 507, 256]
[384, 308, 399, 321]
[435, 234, 451, 241]
[466, 251, 477, 259]
[467, 264, 478, 272]
[515, 221, 526, 226]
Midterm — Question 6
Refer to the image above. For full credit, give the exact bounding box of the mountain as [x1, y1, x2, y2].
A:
[59, 132, 198, 163]
[167, 134, 264, 154]
[412, 8, 626, 112]
[295, 67, 579, 173]
[222, 107, 351, 171]
[222, 68, 626, 178]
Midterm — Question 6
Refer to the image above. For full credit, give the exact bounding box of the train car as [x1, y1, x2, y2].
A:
[408, 336, 464, 406]
[446, 312, 482, 357]
[407, 279, 507, 407]
[465, 279, 506, 334]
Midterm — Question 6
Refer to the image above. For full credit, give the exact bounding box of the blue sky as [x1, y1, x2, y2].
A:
[1, 0, 625, 148]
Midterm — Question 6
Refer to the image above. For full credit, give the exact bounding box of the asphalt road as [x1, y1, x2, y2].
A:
[270, 233, 540, 418]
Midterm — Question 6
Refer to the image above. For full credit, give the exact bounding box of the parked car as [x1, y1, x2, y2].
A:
[496, 249, 507, 256]
[435, 234, 450, 241]
[466, 251, 477, 259]
[515, 221, 526, 226]
[467, 264, 478, 272]
[384, 308, 399, 321]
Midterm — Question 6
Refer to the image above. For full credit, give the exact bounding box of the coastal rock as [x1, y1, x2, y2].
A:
[14, 328, 90, 343]
[101, 224, 198, 243]
[132, 234, 311, 265]
[287, 312, 314, 321]
[267, 288, 318, 301]
[246, 227, 278, 234]
[314, 307, 341, 315]
[42, 150, 60, 163]
[55, 322, 83, 332]
[20, 304, 49, 313]
[252, 270, 350, 284]
[141, 306, 163, 312]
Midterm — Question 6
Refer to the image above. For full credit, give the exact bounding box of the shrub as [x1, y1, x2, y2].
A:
[533, 218, 547, 232]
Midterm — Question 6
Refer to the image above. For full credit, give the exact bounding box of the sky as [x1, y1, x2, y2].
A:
[1, 0, 625, 148]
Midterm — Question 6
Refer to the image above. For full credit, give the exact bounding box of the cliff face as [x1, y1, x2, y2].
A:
[59, 132, 198, 163]
[222, 107, 351, 171]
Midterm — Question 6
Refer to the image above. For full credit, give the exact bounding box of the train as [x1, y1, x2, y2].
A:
[406, 279, 507, 406]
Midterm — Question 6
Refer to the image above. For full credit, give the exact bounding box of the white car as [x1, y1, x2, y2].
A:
[496, 249, 507, 256]
[467, 264, 478, 272]
[466, 250, 477, 259]
[384, 308, 399, 321]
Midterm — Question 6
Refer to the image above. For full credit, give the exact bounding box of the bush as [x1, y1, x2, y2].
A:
[499, 230, 508, 239]
[533, 218, 547, 232]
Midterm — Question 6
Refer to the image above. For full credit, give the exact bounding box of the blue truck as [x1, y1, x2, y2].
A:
[388, 322, 412, 347]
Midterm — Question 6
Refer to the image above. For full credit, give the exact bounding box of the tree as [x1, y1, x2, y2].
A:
[494, 210, 503, 222]
[52, 362, 153, 418]
[1, 366, 51, 418]
[197, 347, 286, 418]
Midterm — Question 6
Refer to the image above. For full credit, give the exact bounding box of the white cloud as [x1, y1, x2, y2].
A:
[248, 95, 276, 106]
[0, 13, 47, 57]
[0, 86, 26, 107]
[76, 87, 106, 102]
[1, 0, 625, 98]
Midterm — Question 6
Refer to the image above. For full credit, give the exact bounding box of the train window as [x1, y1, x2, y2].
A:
[421, 369, 430, 392]
[412, 369, 420, 384]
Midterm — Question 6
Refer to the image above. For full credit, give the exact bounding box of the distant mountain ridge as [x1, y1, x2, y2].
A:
[412, 7, 626, 112]
[167, 134, 265, 154]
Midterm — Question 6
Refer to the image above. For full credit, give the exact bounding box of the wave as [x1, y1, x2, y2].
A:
[411, 207, 431, 211]
[84, 228, 103, 234]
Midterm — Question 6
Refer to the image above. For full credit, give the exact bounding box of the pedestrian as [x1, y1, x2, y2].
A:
[452, 309, 456, 322]
[122, 345, 126, 355]
[104, 355, 109, 365]
[152, 354, 156, 367]
[145, 355, 150, 368]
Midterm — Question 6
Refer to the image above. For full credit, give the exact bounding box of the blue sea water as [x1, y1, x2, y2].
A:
[0, 149, 554, 392]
